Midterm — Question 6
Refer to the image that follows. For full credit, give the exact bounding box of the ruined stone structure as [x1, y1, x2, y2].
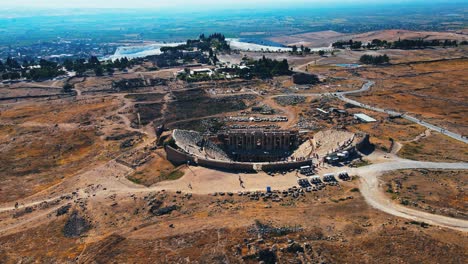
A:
[166, 129, 369, 172]
[219, 129, 298, 151]
[217, 129, 299, 162]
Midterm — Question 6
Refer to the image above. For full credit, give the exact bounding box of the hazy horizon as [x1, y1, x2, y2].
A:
[2, 0, 466, 11]
[0, 0, 465, 47]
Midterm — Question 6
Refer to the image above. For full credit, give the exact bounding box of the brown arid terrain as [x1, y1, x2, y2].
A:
[399, 132, 468, 162]
[269, 29, 468, 48]
[351, 58, 468, 135]
[0, 97, 129, 203]
[2, 186, 467, 263]
[0, 33, 467, 263]
[382, 169, 467, 220]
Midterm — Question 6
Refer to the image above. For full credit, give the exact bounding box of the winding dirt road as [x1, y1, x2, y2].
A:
[1, 156, 467, 233]
[353, 160, 468, 232]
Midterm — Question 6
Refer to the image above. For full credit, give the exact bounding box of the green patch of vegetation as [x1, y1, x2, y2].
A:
[333, 38, 459, 50]
[127, 175, 142, 184]
[160, 169, 184, 181]
[350, 188, 360, 192]
[245, 56, 291, 79]
[359, 54, 390, 65]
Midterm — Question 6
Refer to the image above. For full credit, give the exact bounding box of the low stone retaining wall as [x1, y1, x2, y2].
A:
[262, 159, 312, 171]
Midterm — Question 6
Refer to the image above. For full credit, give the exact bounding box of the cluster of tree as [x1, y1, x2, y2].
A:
[392, 38, 458, 49]
[149, 51, 208, 68]
[0, 58, 19, 80]
[359, 54, 390, 65]
[366, 39, 390, 49]
[289, 45, 333, 57]
[199, 33, 230, 52]
[0, 55, 138, 81]
[291, 45, 312, 54]
[333, 38, 461, 50]
[0, 57, 65, 81]
[332, 40, 363, 49]
[161, 33, 230, 54]
[25, 59, 65, 81]
[63, 56, 133, 76]
[245, 56, 291, 79]
[292, 73, 320, 85]
[159, 33, 228, 66]
[0, 58, 21, 71]
[160, 45, 188, 53]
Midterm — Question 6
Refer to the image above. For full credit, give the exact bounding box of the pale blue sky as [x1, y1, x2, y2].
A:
[1, 0, 456, 9]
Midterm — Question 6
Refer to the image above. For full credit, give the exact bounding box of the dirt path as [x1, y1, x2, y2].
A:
[262, 96, 299, 129]
[391, 129, 431, 154]
[1, 158, 467, 233]
[114, 94, 144, 134]
[293, 57, 326, 72]
[353, 160, 468, 232]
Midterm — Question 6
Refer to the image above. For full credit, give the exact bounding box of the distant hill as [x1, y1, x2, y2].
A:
[269, 29, 468, 48]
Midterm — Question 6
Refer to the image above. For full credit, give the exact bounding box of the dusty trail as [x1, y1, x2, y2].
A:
[391, 129, 431, 154]
[262, 96, 298, 129]
[1, 157, 467, 233]
[115, 94, 140, 133]
[353, 160, 468, 232]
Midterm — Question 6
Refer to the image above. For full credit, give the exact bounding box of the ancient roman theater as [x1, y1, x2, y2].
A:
[165, 128, 369, 172]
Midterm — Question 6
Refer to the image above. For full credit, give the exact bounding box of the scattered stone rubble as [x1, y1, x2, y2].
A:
[274, 96, 306, 106]
[63, 211, 91, 238]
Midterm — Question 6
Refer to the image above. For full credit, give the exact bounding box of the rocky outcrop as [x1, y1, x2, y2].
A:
[63, 211, 90, 238]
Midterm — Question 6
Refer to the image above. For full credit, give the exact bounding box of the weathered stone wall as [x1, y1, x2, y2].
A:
[165, 145, 195, 166]
[197, 158, 255, 172]
[355, 134, 371, 152]
[340, 133, 371, 155]
[165, 145, 311, 172]
[262, 159, 313, 171]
